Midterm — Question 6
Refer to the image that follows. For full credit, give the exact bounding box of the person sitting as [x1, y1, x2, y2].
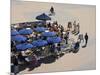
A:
[60, 25, 64, 33]
[73, 41, 80, 53]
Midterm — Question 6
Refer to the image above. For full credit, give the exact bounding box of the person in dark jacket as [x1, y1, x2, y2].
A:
[57, 43, 61, 52]
[73, 41, 80, 53]
[74, 42, 80, 50]
[84, 33, 88, 46]
[50, 6, 54, 14]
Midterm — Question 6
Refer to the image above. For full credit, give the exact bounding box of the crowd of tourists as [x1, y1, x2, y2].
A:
[11, 6, 88, 75]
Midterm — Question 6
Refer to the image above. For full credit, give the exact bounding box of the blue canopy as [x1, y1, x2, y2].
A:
[19, 28, 33, 35]
[34, 27, 48, 32]
[42, 32, 56, 37]
[32, 39, 48, 47]
[47, 37, 62, 43]
[12, 35, 27, 42]
[16, 44, 25, 51]
[25, 43, 33, 49]
[11, 30, 19, 36]
[16, 43, 33, 51]
[36, 13, 51, 21]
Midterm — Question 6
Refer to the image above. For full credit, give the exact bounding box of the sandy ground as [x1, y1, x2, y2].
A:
[11, 0, 96, 74]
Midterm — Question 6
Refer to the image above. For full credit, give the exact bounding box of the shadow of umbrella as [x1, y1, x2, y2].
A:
[39, 55, 57, 64]
[18, 62, 29, 73]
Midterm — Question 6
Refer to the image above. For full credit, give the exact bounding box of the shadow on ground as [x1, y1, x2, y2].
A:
[12, 54, 65, 74]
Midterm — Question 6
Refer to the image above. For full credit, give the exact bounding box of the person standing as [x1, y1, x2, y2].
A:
[54, 43, 61, 57]
[64, 31, 69, 44]
[67, 22, 72, 31]
[50, 6, 54, 14]
[76, 23, 80, 35]
[60, 25, 64, 33]
[72, 21, 77, 34]
[84, 33, 88, 46]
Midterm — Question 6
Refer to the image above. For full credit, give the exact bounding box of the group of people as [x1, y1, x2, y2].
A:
[11, 49, 39, 75]
[46, 20, 88, 53]
[11, 20, 89, 75]
[11, 7, 89, 74]
[67, 21, 80, 35]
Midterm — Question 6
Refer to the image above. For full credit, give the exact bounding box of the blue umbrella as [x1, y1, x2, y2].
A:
[24, 43, 33, 49]
[47, 37, 62, 43]
[42, 32, 56, 37]
[32, 41, 38, 48]
[16, 43, 33, 51]
[12, 35, 27, 42]
[36, 13, 51, 21]
[16, 44, 25, 51]
[32, 39, 48, 47]
[34, 27, 48, 32]
[11, 30, 19, 36]
[19, 28, 33, 35]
